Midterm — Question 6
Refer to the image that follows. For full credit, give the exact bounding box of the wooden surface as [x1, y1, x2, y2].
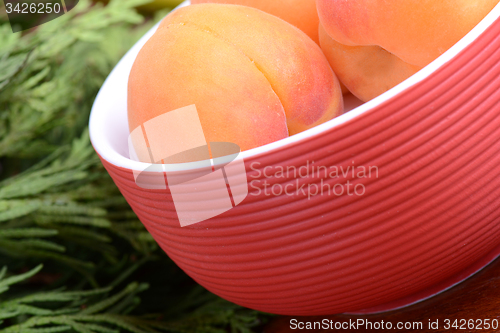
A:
[264, 257, 500, 332]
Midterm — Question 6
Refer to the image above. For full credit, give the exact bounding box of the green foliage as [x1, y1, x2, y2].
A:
[0, 129, 158, 287]
[0, 1, 272, 332]
[0, 266, 160, 333]
[0, 0, 151, 159]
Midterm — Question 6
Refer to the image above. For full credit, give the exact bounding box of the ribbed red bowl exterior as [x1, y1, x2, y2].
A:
[97, 14, 500, 315]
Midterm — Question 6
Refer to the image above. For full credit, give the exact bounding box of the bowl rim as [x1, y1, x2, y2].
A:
[89, 0, 500, 172]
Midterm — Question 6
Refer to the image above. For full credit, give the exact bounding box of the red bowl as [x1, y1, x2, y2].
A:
[90, 1, 500, 315]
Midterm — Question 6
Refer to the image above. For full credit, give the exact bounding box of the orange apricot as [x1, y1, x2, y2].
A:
[319, 24, 421, 102]
[317, 0, 499, 101]
[128, 4, 342, 155]
[190, 0, 320, 44]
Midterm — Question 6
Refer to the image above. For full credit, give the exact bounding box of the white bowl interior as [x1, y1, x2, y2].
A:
[90, 0, 500, 172]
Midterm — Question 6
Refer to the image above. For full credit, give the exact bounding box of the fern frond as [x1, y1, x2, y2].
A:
[0, 265, 43, 294]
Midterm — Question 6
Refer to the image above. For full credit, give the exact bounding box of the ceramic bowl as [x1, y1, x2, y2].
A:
[90, 1, 500, 315]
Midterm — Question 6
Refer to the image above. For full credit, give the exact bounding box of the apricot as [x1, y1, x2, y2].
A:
[189, 0, 349, 95]
[319, 24, 421, 102]
[317, 0, 499, 101]
[128, 4, 342, 156]
[190, 0, 320, 44]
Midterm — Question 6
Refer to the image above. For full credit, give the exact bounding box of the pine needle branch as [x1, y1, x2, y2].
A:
[0, 0, 271, 332]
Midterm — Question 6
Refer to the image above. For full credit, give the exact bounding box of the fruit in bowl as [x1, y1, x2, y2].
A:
[317, 0, 500, 101]
[189, 0, 350, 95]
[190, 0, 321, 44]
[90, 0, 500, 316]
[127, 3, 343, 155]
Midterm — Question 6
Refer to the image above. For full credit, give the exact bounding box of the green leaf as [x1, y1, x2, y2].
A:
[21, 326, 72, 333]
[14, 239, 66, 253]
[0, 171, 88, 199]
[80, 283, 141, 315]
[38, 205, 107, 217]
[0, 228, 58, 238]
[0, 52, 30, 90]
[0, 265, 43, 292]
[0, 201, 42, 222]
[35, 215, 111, 228]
